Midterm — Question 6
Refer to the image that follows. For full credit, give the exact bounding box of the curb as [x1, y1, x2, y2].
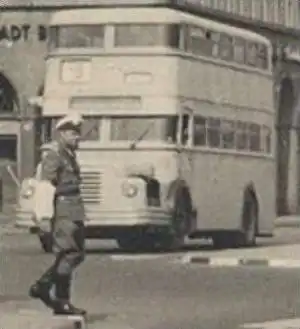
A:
[275, 217, 300, 228]
[181, 255, 300, 268]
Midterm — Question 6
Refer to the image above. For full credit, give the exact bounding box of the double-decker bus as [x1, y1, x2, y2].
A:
[17, 1, 276, 251]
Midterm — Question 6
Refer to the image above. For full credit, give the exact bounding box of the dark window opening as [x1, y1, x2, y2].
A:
[0, 74, 18, 114]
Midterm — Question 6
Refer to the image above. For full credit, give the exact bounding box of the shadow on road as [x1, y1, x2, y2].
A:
[3, 229, 300, 256]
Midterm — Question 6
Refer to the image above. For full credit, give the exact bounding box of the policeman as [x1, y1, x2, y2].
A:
[29, 113, 86, 315]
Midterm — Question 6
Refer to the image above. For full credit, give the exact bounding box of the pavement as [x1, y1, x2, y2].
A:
[3, 215, 300, 328]
[275, 215, 300, 228]
[241, 318, 300, 328]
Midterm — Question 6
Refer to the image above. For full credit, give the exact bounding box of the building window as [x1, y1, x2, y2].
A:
[253, 0, 264, 20]
[231, 0, 242, 15]
[216, 0, 228, 11]
[278, 0, 286, 25]
[287, 0, 296, 27]
[265, 0, 276, 23]
[242, 0, 253, 18]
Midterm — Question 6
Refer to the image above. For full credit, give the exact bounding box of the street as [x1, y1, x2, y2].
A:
[1, 227, 300, 329]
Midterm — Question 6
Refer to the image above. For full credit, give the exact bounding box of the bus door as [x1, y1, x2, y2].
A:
[176, 109, 194, 189]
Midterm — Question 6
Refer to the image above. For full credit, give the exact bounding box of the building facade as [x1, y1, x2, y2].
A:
[1, 0, 300, 214]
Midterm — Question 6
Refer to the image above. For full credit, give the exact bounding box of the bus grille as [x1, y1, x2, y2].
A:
[80, 171, 103, 204]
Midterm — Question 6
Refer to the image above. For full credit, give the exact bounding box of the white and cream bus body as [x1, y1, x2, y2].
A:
[18, 4, 275, 250]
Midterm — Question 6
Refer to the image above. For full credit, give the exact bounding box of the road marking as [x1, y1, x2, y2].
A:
[181, 255, 300, 268]
[110, 254, 167, 261]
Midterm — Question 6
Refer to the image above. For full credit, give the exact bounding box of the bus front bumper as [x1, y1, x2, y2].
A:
[84, 208, 172, 227]
[15, 207, 173, 231]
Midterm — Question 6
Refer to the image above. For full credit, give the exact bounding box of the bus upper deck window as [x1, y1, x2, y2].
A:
[257, 44, 268, 70]
[53, 25, 105, 48]
[114, 24, 180, 48]
[180, 114, 189, 145]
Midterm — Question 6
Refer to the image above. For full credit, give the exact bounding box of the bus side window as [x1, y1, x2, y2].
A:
[166, 116, 178, 143]
[236, 121, 248, 150]
[221, 120, 235, 149]
[262, 125, 271, 153]
[193, 116, 206, 146]
[207, 117, 221, 148]
[257, 43, 268, 70]
[245, 42, 258, 67]
[249, 123, 261, 152]
[219, 33, 234, 62]
[186, 25, 211, 57]
[233, 37, 246, 65]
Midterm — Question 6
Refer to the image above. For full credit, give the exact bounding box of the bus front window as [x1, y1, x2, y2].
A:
[110, 116, 178, 144]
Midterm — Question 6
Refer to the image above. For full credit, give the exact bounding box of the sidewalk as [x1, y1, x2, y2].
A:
[0, 301, 134, 329]
[241, 318, 300, 328]
[181, 243, 300, 268]
[275, 215, 300, 228]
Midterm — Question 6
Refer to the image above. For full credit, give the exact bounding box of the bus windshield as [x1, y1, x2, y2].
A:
[110, 116, 178, 143]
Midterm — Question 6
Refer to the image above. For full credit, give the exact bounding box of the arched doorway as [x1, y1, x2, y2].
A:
[276, 75, 294, 215]
[0, 73, 19, 113]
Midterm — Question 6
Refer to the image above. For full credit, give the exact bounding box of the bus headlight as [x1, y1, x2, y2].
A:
[122, 182, 138, 198]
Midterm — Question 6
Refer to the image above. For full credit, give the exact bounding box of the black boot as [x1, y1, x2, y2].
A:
[53, 274, 86, 316]
[29, 266, 55, 308]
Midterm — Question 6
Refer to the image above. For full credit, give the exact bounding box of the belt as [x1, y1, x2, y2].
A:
[56, 186, 80, 197]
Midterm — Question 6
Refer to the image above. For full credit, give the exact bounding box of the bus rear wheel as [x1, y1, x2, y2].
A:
[212, 197, 258, 249]
[238, 196, 258, 247]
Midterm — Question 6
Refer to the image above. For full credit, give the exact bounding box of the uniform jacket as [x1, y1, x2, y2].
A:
[40, 140, 85, 222]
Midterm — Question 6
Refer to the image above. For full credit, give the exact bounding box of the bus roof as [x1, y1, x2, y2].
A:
[50, 7, 270, 45]
[0, 0, 236, 9]
[1, 0, 166, 8]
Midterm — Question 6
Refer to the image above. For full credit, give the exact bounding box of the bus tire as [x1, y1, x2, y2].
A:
[160, 183, 193, 251]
